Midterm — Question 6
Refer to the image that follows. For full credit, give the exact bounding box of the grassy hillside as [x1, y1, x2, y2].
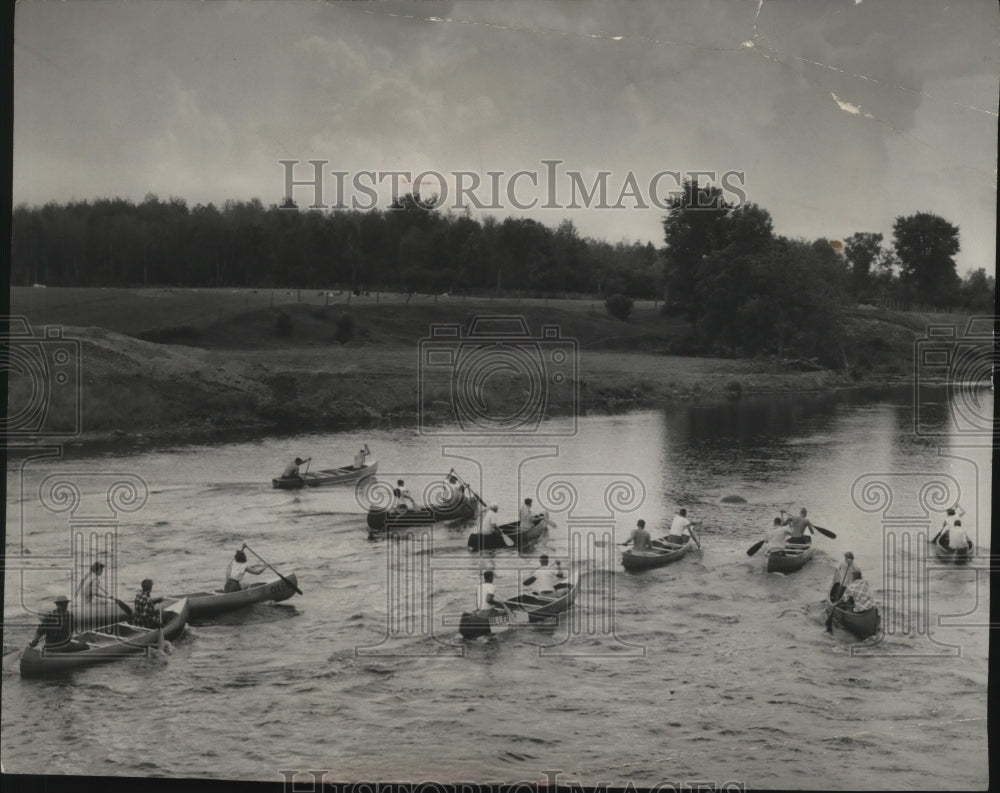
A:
[6, 287, 976, 443]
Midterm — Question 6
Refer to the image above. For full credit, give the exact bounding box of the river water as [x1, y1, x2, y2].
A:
[1, 385, 991, 788]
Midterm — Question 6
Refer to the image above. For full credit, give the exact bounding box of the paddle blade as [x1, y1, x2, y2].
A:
[814, 525, 837, 539]
[501, 532, 514, 547]
[746, 539, 766, 557]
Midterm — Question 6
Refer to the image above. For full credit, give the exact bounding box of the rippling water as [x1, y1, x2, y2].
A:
[2, 386, 990, 788]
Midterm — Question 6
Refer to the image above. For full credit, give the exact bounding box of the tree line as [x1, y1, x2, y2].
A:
[10, 195, 661, 298]
[661, 181, 993, 364]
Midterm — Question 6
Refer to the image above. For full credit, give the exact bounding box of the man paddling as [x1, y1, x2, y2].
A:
[394, 480, 416, 511]
[785, 508, 815, 546]
[76, 561, 113, 606]
[131, 579, 164, 629]
[353, 444, 371, 469]
[28, 596, 87, 653]
[519, 498, 534, 530]
[224, 549, 266, 593]
[664, 508, 693, 546]
[482, 503, 502, 539]
[945, 519, 971, 555]
[830, 552, 860, 601]
[625, 519, 652, 552]
[833, 570, 874, 615]
[524, 554, 564, 594]
[476, 570, 514, 619]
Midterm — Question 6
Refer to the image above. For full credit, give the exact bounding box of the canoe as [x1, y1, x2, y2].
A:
[934, 535, 974, 565]
[171, 574, 298, 619]
[825, 597, 880, 640]
[467, 513, 549, 552]
[622, 536, 696, 571]
[367, 492, 479, 532]
[765, 542, 814, 573]
[20, 598, 189, 678]
[273, 460, 378, 489]
[459, 573, 578, 639]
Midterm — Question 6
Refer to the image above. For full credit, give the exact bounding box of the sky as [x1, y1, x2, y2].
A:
[13, 0, 999, 275]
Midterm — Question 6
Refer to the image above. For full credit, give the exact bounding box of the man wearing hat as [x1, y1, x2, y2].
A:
[28, 596, 87, 653]
[132, 579, 164, 629]
[830, 552, 860, 601]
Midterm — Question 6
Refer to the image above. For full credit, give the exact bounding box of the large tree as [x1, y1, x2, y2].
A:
[892, 212, 961, 305]
[661, 180, 733, 324]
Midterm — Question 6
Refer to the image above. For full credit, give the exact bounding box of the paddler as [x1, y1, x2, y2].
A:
[664, 508, 693, 545]
[394, 479, 416, 511]
[75, 561, 113, 606]
[830, 552, 860, 601]
[625, 519, 652, 552]
[131, 578, 164, 628]
[523, 554, 564, 594]
[282, 457, 306, 478]
[519, 497, 534, 530]
[353, 444, 371, 469]
[784, 508, 815, 546]
[224, 548, 267, 593]
[482, 503, 501, 538]
[28, 596, 87, 653]
[476, 570, 514, 618]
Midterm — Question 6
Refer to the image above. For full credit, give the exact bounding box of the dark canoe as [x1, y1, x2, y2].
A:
[273, 460, 378, 489]
[622, 536, 696, 571]
[20, 598, 189, 679]
[467, 514, 549, 552]
[367, 492, 479, 532]
[765, 542, 815, 573]
[825, 597, 880, 640]
[170, 574, 298, 619]
[459, 574, 578, 639]
[934, 535, 974, 565]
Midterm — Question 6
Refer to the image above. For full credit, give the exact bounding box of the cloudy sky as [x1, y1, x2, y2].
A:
[13, 0, 998, 274]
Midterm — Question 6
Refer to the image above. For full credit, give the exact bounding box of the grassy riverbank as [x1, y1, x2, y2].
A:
[6, 287, 974, 444]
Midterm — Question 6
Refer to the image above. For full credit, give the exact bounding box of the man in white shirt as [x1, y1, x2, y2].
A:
[947, 520, 970, 554]
[394, 479, 416, 511]
[282, 457, 305, 478]
[519, 498, 534, 530]
[665, 508, 692, 545]
[224, 548, 266, 593]
[482, 503, 501, 536]
[476, 570, 513, 618]
[353, 444, 371, 469]
[523, 554, 564, 594]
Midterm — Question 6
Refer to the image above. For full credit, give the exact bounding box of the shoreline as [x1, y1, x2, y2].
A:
[6, 292, 975, 454]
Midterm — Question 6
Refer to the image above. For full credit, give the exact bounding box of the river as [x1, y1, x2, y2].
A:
[1, 385, 991, 789]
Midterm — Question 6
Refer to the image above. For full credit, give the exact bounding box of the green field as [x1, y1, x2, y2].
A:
[6, 287, 970, 444]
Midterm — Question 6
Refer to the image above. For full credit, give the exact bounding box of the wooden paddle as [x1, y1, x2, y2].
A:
[746, 539, 767, 557]
[241, 543, 303, 595]
[114, 597, 135, 620]
[687, 523, 702, 550]
[826, 568, 852, 633]
[812, 525, 836, 539]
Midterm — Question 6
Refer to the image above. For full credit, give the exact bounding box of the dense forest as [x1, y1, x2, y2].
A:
[10, 195, 660, 298]
[11, 184, 993, 361]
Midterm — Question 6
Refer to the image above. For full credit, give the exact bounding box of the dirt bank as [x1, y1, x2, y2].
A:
[7, 291, 966, 447]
